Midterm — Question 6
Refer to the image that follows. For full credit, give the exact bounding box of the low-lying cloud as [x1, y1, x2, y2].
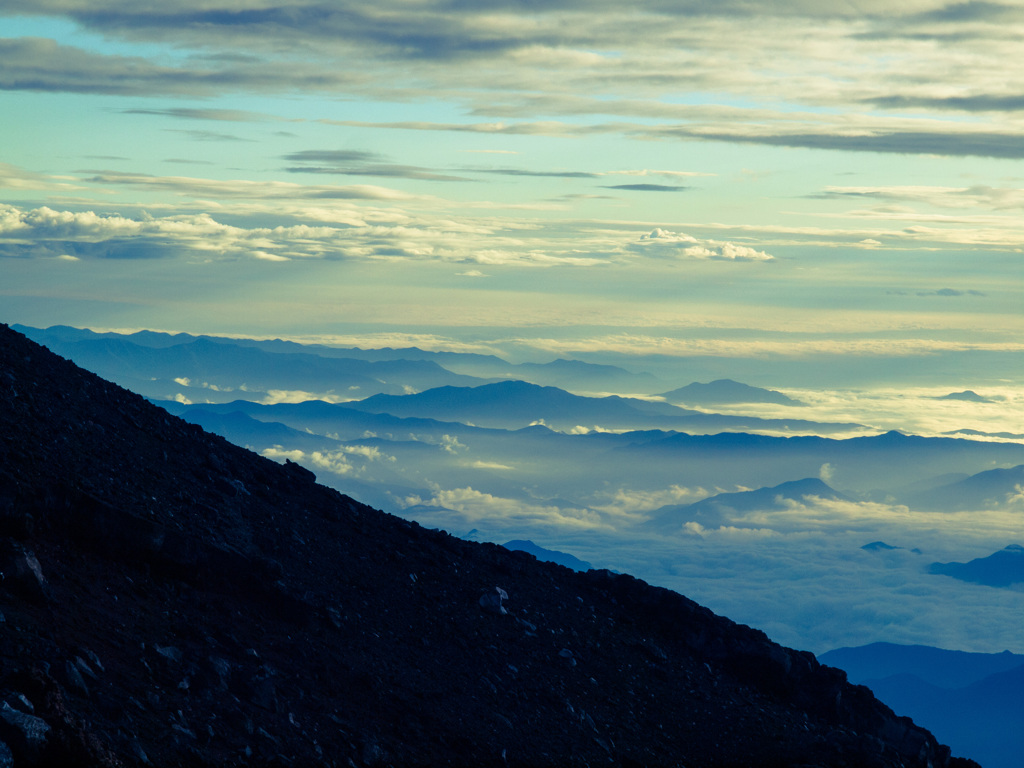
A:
[379, 479, 1024, 654]
[400, 486, 613, 533]
[0, 203, 575, 265]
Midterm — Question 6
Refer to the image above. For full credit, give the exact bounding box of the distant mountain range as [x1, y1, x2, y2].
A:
[346, 379, 858, 433]
[154, 394, 1024, 521]
[659, 378, 804, 406]
[179, 407, 329, 450]
[943, 428, 1024, 440]
[928, 544, 1024, 588]
[13, 324, 664, 396]
[622, 431, 1024, 496]
[502, 540, 593, 572]
[904, 465, 1024, 512]
[820, 641, 1024, 689]
[861, 541, 922, 554]
[14, 326, 489, 402]
[820, 642, 1024, 768]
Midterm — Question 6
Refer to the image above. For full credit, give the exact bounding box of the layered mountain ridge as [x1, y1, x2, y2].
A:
[0, 324, 976, 767]
[820, 643, 1024, 768]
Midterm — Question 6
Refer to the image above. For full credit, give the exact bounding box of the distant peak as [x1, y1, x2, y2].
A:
[862, 541, 899, 551]
[485, 379, 543, 390]
[936, 389, 993, 403]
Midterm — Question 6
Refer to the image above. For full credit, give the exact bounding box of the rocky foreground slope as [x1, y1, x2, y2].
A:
[0, 324, 974, 767]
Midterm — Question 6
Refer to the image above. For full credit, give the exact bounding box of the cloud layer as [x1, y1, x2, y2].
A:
[4, 2, 1024, 156]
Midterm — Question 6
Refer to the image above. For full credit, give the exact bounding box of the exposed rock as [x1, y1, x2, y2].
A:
[0, 541, 48, 601]
[479, 586, 509, 615]
[62, 660, 90, 698]
[0, 703, 50, 763]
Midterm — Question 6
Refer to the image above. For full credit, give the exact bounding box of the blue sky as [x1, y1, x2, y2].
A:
[1, 1, 1022, 385]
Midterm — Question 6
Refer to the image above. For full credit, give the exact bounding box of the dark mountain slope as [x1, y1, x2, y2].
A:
[0, 324, 967, 768]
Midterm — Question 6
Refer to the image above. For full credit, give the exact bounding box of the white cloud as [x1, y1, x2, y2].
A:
[586, 485, 711, 516]
[0, 162, 84, 191]
[260, 446, 305, 463]
[440, 435, 466, 454]
[0, 201, 624, 267]
[308, 446, 393, 474]
[768, 385, 1024, 439]
[309, 450, 355, 475]
[519, 334, 1024, 361]
[6, 3, 1024, 162]
[260, 444, 393, 478]
[601, 169, 716, 179]
[1007, 484, 1024, 506]
[631, 228, 774, 261]
[400, 486, 613, 533]
[260, 390, 355, 405]
[822, 185, 1024, 211]
[251, 250, 289, 262]
[499, 496, 1024, 654]
[469, 460, 515, 470]
[388, 481, 1023, 654]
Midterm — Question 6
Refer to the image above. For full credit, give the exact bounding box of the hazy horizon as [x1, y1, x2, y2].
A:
[2, 2, 1022, 392]
[2, 2, 1022, 658]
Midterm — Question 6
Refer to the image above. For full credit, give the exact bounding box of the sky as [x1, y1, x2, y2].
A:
[1, 0, 1022, 384]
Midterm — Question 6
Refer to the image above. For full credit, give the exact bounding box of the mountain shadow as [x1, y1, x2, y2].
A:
[0, 324, 973, 767]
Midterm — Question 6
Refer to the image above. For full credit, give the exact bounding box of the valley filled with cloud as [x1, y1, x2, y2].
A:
[19, 325, 1022, 660]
